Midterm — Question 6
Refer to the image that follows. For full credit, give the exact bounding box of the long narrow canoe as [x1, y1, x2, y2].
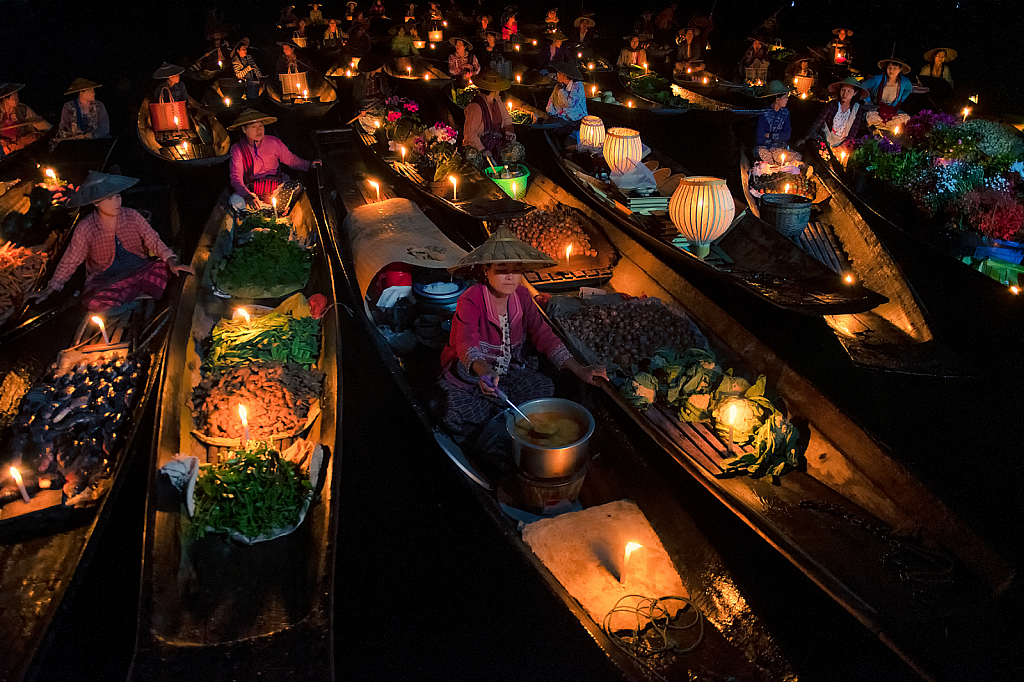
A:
[314, 127, 801, 682]
[322, 127, 1013, 681]
[137, 97, 231, 166]
[265, 71, 339, 118]
[542, 129, 887, 316]
[739, 148, 973, 376]
[618, 72, 690, 116]
[130, 188, 342, 680]
[0, 189, 182, 682]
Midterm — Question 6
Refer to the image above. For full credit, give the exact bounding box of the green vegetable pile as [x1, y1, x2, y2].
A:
[236, 214, 290, 239]
[626, 73, 690, 109]
[618, 347, 804, 480]
[450, 85, 480, 109]
[188, 444, 312, 540]
[510, 109, 535, 125]
[213, 231, 312, 294]
[204, 312, 320, 373]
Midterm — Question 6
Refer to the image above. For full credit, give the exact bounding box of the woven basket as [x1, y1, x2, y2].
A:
[760, 193, 811, 238]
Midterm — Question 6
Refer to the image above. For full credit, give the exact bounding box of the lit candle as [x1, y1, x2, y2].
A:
[577, 52, 582, 58]
[565, 243, 572, 268]
[643, 62, 648, 75]
[238, 404, 250, 447]
[844, 273, 855, 285]
[218, 60, 223, 68]
[272, 196, 278, 220]
[450, 175, 458, 201]
[173, 115, 179, 128]
[9, 467, 31, 503]
[430, 43, 435, 49]
[794, 77, 798, 85]
[533, 40, 537, 46]
[516, 74, 522, 84]
[224, 96, 231, 106]
[591, 85, 597, 96]
[514, 44, 520, 51]
[182, 140, 189, 153]
[627, 100, 634, 108]
[91, 315, 109, 344]
[44, 168, 57, 182]
[374, 120, 380, 129]
[302, 88, 308, 99]
[800, 92, 807, 99]
[369, 180, 380, 202]
[1010, 285, 1020, 295]
[784, 183, 790, 193]
[407, 66, 413, 77]
[400, 146, 406, 164]
[235, 307, 251, 326]
[507, 101, 513, 112]
[588, 63, 594, 70]
[780, 153, 786, 165]
[687, 67, 692, 74]
[424, 72, 431, 81]
[442, 20, 447, 26]
[702, 77, 708, 84]
[840, 150, 847, 164]
[511, 181, 517, 199]
[346, 69, 352, 77]
[962, 106, 971, 122]
[621, 542, 642, 585]
[726, 403, 737, 454]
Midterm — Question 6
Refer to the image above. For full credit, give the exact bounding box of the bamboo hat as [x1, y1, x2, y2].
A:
[277, 40, 302, 50]
[64, 78, 102, 95]
[877, 57, 911, 74]
[677, 25, 701, 36]
[573, 16, 595, 28]
[547, 31, 568, 41]
[357, 53, 386, 72]
[828, 76, 869, 99]
[449, 36, 473, 49]
[832, 27, 853, 35]
[760, 80, 795, 98]
[347, 2, 358, 8]
[69, 171, 139, 207]
[152, 62, 185, 79]
[448, 228, 557, 272]
[474, 69, 511, 92]
[923, 47, 957, 62]
[228, 108, 278, 129]
[554, 62, 584, 81]
[232, 37, 252, 57]
[0, 83, 25, 99]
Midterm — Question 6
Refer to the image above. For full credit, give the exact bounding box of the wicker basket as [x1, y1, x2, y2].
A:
[760, 193, 812, 238]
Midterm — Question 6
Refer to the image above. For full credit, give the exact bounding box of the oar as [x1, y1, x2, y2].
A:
[345, 108, 370, 125]
[0, 118, 47, 132]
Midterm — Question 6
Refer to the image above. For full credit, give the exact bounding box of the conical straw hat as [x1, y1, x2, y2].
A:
[228, 108, 278, 129]
[68, 171, 139, 207]
[448, 227, 556, 272]
[64, 78, 102, 95]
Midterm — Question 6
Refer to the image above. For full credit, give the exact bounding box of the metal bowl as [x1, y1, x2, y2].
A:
[506, 398, 595, 479]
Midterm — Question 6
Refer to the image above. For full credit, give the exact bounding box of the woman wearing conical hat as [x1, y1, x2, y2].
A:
[616, 35, 647, 69]
[227, 108, 321, 215]
[28, 172, 192, 311]
[755, 80, 801, 164]
[434, 228, 606, 439]
[1, 83, 51, 157]
[461, 69, 524, 170]
[536, 31, 569, 75]
[797, 76, 868, 154]
[861, 58, 920, 131]
[151, 62, 190, 103]
[231, 39, 265, 101]
[53, 78, 110, 147]
[568, 15, 596, 51]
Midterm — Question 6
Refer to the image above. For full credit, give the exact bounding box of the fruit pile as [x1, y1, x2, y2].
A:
[499, 206, 597, 260]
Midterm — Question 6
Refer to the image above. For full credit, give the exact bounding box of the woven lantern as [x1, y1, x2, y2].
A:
[579, 115, 605, 150]
[428, 29, 443, 41]
[668, 176, 735, 259]
[603, 127, 642, 175]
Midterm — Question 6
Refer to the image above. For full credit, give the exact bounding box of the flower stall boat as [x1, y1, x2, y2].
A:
[130, 188, 342, 681]
[314, 127, 1014, 682]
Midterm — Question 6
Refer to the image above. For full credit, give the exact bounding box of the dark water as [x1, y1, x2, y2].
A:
[3, 1, 1022, 680]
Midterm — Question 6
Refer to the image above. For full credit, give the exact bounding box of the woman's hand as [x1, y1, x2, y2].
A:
[245, 192, 261, 211]
[25, 286, 56, 304]
[565, 358, 607, 386]
[472, 360, 499, 396]
[166, 257, 195, 277]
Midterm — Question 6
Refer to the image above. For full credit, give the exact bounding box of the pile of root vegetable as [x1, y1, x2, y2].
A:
[749, 170, 817, 200]
[191, 361, 324, 439]
[556, 298, 703, 369]
[0, 243, 47, 321]
[499, 206, 598, 261]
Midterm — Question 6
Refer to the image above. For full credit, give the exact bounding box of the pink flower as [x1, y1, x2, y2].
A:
[404, 102, 419, 112]
[387, 111, 401, 122]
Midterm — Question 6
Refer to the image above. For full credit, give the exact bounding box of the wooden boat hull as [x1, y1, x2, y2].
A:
[199, 77, 265, 112]
[130, 190, 341, 681]
[541, 130, 886, 316]
[0, 191, 182, 682]
[265, 74, 339, 118]
[137, 98, 231, 167]
[740, 147, 973, 376]
[317, 127, 1013, 682]
[618, 72, 689, 116]
[385, 57, 451, 91]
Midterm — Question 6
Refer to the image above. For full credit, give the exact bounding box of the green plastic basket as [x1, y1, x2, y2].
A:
[484, 164, 530, 200]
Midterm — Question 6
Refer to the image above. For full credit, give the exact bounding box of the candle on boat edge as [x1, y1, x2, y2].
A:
[369, 180, 381, 202]
[91, 315, 110, 344]
[238, 404, 250, 447]
[621, 542, 642, 585]
[450, 175, 458, 201]
[10, 467, 31, 503]
[565, 243, 572, 269]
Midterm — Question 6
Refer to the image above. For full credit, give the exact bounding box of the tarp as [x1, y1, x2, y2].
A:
[343, 198, 467, 312]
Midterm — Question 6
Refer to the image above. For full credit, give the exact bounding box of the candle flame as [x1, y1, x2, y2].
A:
[845, 273, 855, 284]
[588, 63, 594, 70]
[780, 153, 786, 164]
[45, 168, 56, 180]
[218, 60, 223, 68]
[236, 307, 251, 325]
[407, 66, 412, 74]
[726, 403, 737, 425]
[894, 125, 901, 135]
[173, 116, 179, 126]
[374, 120, 380, 128]
[508, 101, 513, 112]
[511, 181, 517, 198]
[450, 175, 457, 187]
[566, 243, 573, 259]
[624, 542, 642, 560]
[514, 44, 520, 51]
[1011, 285, 1020, 295]
[182, 140, 188, 151]
[91, 315, 105, 331]
[424, 72, 431, 80]
[369, 180, 379, 191]
[784, 183, 790, 193]
[238, 404, 248, 426]
[840, 150, 847, 160]
[703, 77, 708, 84]
[346, 69, 352, 77]
[224, 96, 231, 106]
[272, 196, 277, 208]
[627, 101, 634, 108]
[303, 89, 308, 98]
[800, 92, 807, 99]
[516, 74, 522, 83]
[10, 466, 23, 485]
[592, 85, 597, 96]
[687, 67, 691, 73]
[794, 77, 799, 85]
[400, 146, 406, 160]
[442, 21, 447, 26]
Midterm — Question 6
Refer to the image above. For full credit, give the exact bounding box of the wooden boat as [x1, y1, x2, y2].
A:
[314, 127, 798, 682]
[739, 148, 972, 376]
[130, 188, 342, 681]
[265, 70, 339, 118]
[618, 71, 690, 116]
[185, 49, 233, 82]
[0, 121, 54, 171]
[0, 190, 183, 682]
[541, 129, 887, 317]
[672, 75, 769, 111]
[137, 97, 231, 166]
[384, 56, 451, 90]
[199, 77, 265, 112]
[314, 127, 1014, 682]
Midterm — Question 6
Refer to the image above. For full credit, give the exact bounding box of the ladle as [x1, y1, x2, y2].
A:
[483, 376, 534, 426]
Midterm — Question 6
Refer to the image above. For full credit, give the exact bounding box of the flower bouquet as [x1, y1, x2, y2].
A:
[411, 122, 461, 182]
[382, 96, 422, 140]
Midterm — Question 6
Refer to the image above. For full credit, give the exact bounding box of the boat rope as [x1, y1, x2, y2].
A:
[601, 594, 705, 680]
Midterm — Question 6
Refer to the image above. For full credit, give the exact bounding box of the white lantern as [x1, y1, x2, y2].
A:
[668, 176, 736, 259]
[603, 127, 642, 175]
[578, 116, 605, 150]
[428, 29, 443, 42]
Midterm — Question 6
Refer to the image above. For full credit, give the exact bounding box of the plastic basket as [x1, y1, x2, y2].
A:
[483, 164, 530, 200]
[760, 193, 812, 238]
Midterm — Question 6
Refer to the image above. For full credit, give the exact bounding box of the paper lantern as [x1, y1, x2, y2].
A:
[578, 116, 605, 150]
[668, 176, 735, 259]
[412, 40, 427, 49]
[603, 128, 642, 175]
[428, 30, 443, 41]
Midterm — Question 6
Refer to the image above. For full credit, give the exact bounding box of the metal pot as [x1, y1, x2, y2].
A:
[506, 398, 595, 479]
